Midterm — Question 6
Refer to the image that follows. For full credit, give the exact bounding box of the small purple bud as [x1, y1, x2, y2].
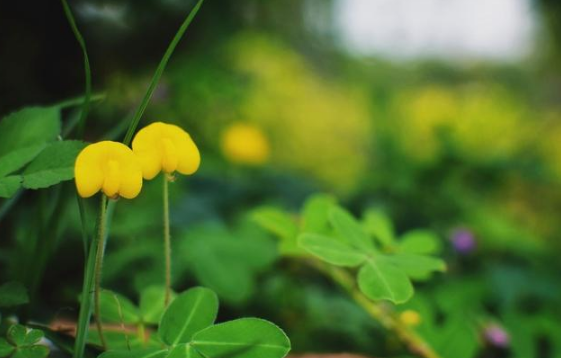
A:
[484, 324, 510, 348]
[450, 228, 476, 254]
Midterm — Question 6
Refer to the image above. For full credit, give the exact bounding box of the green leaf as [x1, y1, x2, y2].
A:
[88, 330, 156, 351]
[182, 225, 276, 304]
[0, 338, 14, 357]
[159, 287, 218, 346]
[298, 233, 366, 267]
[329, 206, 375, 251]
[362, 209, 395, 248]
[0, 106, 60, 169]
[99, 348, 168, 358]
[99, 290, 140, 324]
[140, 286, 175, 325]
[166, 344, 205, 358]
[398, 230, 442, 255]
[0, 176, 21, 198]
[301, 194, 336, 233]
[7, 325, 27, 346]
[0, 281, 29, 307]
[384, 254, 446, 281]
[435, 317, 479, 358]
[358, 258, 413, 304]
[252, 207, 300, 255]
[251, 207, 297, 241]
[22, 140, 86, 189]
[11, 346, 49, 358]
[0, 144, 46, 178]
[192, 318, 291, 358]
[22, 329, 43, 346]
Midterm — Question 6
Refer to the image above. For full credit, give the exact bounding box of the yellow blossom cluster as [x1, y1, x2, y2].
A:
[75, 122, 200, 199]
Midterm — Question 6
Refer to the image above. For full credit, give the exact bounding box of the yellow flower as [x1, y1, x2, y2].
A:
[221, 123, 270, 165]
[75, 141, 143, 199]
[399, 310, 422, 327]
[132, 122, 200, 180]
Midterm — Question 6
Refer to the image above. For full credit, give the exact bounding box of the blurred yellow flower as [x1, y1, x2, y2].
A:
[394, 85, 531, 164]
[399, 310, 421, 327]
[132, 122, 200, 180]
[74, 141, 143, 199]
[221, 123, 270, 165]
[228, 34, 371, 192]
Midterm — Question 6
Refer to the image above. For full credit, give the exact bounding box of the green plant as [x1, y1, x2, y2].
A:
[97, 287, 290, 358]
[253, 194, 446, 358]
[0, 325, 49, 358]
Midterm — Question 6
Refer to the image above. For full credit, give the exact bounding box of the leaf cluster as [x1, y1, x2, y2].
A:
[99, 287, 290, 358]
[253, 194, 446, 304]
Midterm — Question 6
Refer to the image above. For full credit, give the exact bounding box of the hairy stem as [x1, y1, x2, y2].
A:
[93, 195, 108, 349]
[163, 174, 172, 306]
[310, 260, 441, 358]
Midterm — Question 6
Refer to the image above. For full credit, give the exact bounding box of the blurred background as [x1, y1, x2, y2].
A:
[1, 0, 561, 357]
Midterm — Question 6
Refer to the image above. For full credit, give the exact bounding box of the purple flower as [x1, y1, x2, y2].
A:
[450, 228, 476, 254]
[484, 324, 510, 348]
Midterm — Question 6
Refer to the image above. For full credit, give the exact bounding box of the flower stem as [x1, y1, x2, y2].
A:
[163, 174, 172, 306]
[94, 195, 108, 349]
[73, 195, 108, 358]
[309, 259, 441, 358]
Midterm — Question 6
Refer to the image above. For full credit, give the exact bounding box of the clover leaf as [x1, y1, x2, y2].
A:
[0, 325, 49, 358]
[89, 286, 176, 350]
[298, 203, 444, 304]
[99, 287, 290, 358]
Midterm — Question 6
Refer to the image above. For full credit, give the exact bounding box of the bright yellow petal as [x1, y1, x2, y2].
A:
[132, 122, 166, 179]
[74, 143, 104, 198]
[101, 159, 121, 198]
[165, 124, 200, 175]
[118, 166, 143, 199]
[161, 138, 179, 173]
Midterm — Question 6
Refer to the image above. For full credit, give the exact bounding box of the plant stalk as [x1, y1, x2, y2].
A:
[310, 260, 442, 358]
[94, 195, 109, 349]
[122, 0, 205, 146]
[163, 174, 172, 306]
[73, 195, 108, 358]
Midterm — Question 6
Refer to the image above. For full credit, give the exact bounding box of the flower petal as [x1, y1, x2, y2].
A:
[165, 124, 200, 175]
[75, 144, 104, 198]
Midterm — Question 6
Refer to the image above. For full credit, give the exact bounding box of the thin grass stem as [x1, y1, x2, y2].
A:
[60, 0, 92, 137]
[122, 0, 205, 146]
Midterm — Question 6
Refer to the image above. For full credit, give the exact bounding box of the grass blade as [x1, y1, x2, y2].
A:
[122, 0, 205, 145]
[61, 0, 92, 137]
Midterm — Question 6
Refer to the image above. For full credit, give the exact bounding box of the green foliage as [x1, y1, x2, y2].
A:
[180, 222, 277, 304]
[0, 325, 49, 358]
[92, 287, 175, 350]
[255, 194, 445, 304]
[0, 106, 60, 197]
[159, 287, 218, 346]
[251, 207, 299, 255]
[0, 106, 86, 197]
[22, 140, 86, 189]
[191, 318, 291, 358]
[0, 107, 60, 172]
[298, 233, 366, 267]
[401, 295, 480, 358]
[0, 282, 29, 308]
[356, 257, 413, 304]
[100, 287, 290, 358]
